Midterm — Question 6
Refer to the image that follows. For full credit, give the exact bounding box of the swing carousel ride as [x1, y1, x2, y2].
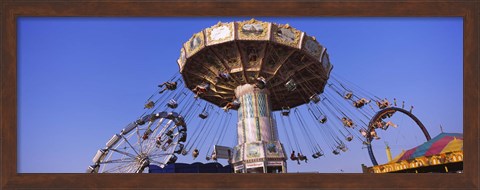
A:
[87, 19, 431, 173]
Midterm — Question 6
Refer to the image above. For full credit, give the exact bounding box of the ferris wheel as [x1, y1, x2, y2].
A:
[87, 111, 187, 173]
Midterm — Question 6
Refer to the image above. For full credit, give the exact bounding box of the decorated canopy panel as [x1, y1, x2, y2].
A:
[178, 19, 333, 110]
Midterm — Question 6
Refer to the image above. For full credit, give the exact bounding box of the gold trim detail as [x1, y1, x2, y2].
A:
[272, 23, 301, 48]
[206, 22, 234, 45]
[302, 34, 323, 59]
[184, 31, 205, 58]
[237, 18, 270, 40]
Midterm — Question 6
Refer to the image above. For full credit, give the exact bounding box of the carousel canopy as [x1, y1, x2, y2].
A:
[389, 133, 463, 163]
[177, 19, 332, 110]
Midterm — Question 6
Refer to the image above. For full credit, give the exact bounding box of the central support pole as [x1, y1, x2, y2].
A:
[232, 84, 287, 173]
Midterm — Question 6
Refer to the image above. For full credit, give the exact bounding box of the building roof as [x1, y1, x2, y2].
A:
[389, 133, 463, 163]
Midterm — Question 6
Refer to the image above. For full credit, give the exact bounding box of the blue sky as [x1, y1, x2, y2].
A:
[17, 17, 462, 173]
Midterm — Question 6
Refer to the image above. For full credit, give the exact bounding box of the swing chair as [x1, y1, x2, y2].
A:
[338, 144, 348, 152]
[285, 79, 297, 91]
[359, 128, 368, 137]
[199, 105, 212, 119]
[192, 149, 199, 159]
[178, 132, 187, 142]
[142, 129, 153, 140]
[174, 144, 184, 154]
[332, 149, 340, 155]
[346, 134, 354, 142]
[158, 79, 181, 94]
[181, 149, 188, 156]
[290, 151, 298, 161]
[167, 99, 178, 109]
[144, 100, 155, 109]
[165, 129, 174, 138]
[135, 118, 146, 126]
[343, 91, 353, 99]
[353, 98, 369, 108]
[298, 153, 308, 163]
[281, 107, 291, 116]
[255, 76, 266, 89]
[166, 155, 177, 164]
[211, 152, 218, 161]
[319, 115, 327, 123]
[309, 94, 321, 103]
[313, 151, 324, 158]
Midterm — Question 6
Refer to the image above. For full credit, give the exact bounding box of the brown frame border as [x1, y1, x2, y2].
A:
[1, 1, 478, 189]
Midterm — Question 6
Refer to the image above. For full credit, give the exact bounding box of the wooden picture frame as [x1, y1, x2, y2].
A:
[1, 1, 478, 189]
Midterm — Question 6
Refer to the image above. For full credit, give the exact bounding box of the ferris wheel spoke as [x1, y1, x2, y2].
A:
[100, 157, 137, 164]
[157, 120, 174, 139]
[125, 162, 142, 173]
[128, 162, 143, 173]
[151, 118, 166, 134]
[135, 124, 143, 151]
[146, 121, 176, 154]
[148, 152, 172, 158]
[144, 119, 168, 154]
[109, 148, 138, 158]
[121, 135, 140, 156]
[102, 162, 136, 173]
[144, 141, 159, 155]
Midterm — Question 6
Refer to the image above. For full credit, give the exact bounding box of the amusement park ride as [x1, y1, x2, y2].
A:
[87, 19, 433, 173]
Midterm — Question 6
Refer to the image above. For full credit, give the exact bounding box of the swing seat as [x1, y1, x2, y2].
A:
[177, 125, 187, 133]
[135, 118, 146, 126]
[232, 100, 241, 107]
[165, 138, 173, 145]
[381, 124, 389, 130]
[165, 129, 174, 137]
[285, 79, 297, 91]
[144, 101, 155, 109]
[332, 149, 340, 155]
[219, 72, 230, 79]
[359, 129, 368, 137]
[199, 112, 209, 119]
[174, 144, 184, 154]
[142, 129, 153, 140]
[310, 94, 320, 103]
[319, 116, 327, 123]
[354, 101, 365, 108]
[192, 149, 199, 158]
[346, 135, 353, 142]
[178, 132, 187, 142]
[316, 152, 324, 157]
[344, 91, 353, 99]
[167, 99, 178, 109]
[166, 155, 177, 164]
[255, 78, 266, 89]
[386, 112, 394, 118]
[281, 107, 291, 116]
[299, 155, 306, 161]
